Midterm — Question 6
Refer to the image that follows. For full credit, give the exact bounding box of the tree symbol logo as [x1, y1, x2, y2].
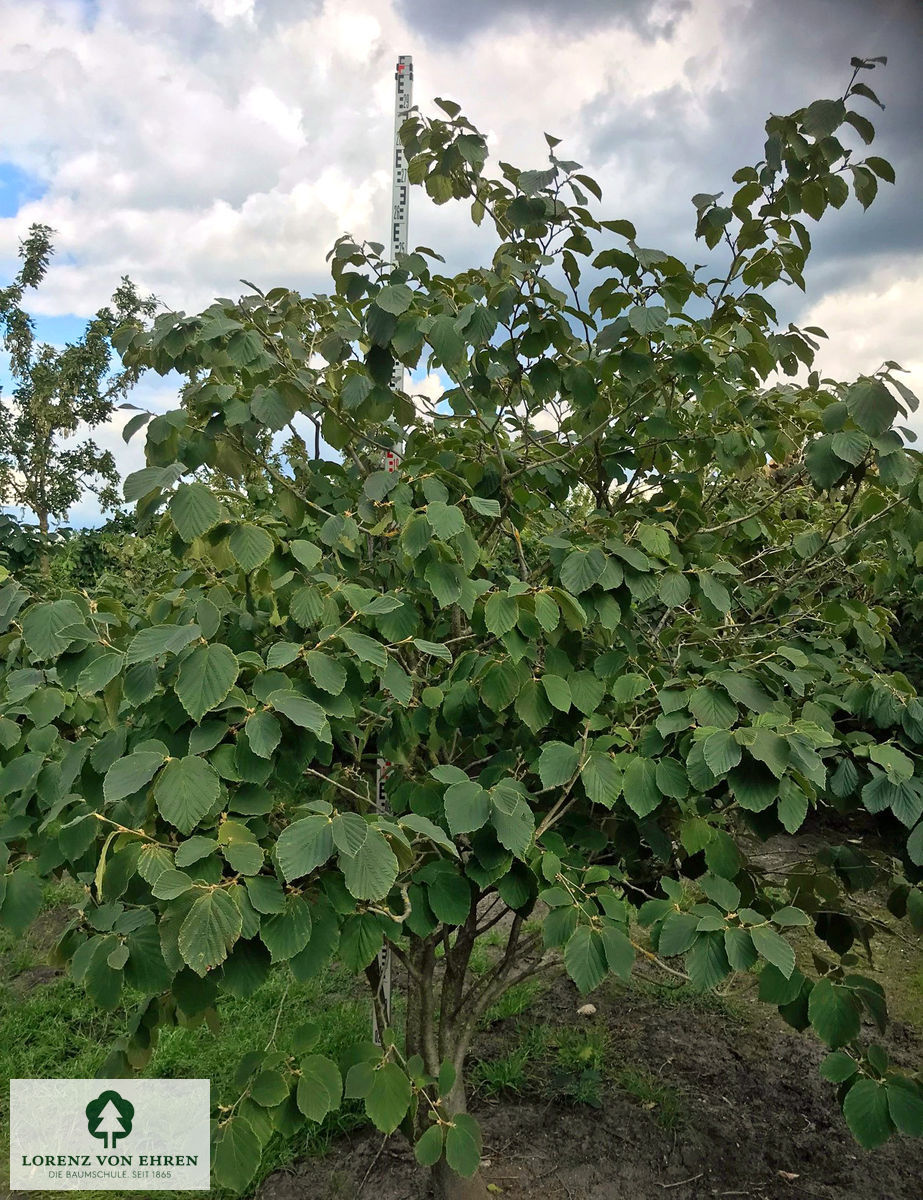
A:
[85, 1090, 135, 1149]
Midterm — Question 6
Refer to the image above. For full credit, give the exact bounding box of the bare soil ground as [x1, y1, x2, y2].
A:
[258, 967, 923, 1200]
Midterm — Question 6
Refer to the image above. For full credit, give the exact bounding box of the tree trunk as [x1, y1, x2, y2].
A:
[431, 1160, 490, 1200]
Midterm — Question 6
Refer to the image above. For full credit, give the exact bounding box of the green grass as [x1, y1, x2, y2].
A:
[470, 1012, 686, 1124]
[482, 979, 543, 1023]
[609, 1063, 684, 1129]
[0, 881, 370, 1200]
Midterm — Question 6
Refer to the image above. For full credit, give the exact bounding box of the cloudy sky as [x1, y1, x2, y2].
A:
[1, 0, 920, 526]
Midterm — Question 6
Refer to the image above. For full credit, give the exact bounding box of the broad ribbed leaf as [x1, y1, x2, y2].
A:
[296, 1054, 343, 1122]
[229, 523, 274, 571]
[808, 977, 861, 1047]
[260, 894, 313, 961]
[276, 815, 335, 881]
[365, 1063, 412, 1134]
[564, 926, 607, 993]
[305, 651, 347, 695]
[104, 751, 166, 803]
[175, 644, 238, 722]
[178, 889, 242, 975]
[560, 548, 605, 594]
[340, 828, 398, 900]
[170, 482, 221, 540]
[154, 755, 220, 834]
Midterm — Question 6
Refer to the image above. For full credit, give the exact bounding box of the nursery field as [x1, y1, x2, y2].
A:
[4, 855, 922, 1200]
[2, 49, 922, 1200]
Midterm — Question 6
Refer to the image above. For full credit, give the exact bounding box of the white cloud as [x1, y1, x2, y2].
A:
[798, 254, 923, 439]
[0, 0, 917, 524]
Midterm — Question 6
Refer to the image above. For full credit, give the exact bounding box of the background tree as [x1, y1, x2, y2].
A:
[0, 224, 156, 533]
[0, 59, 921, 1200]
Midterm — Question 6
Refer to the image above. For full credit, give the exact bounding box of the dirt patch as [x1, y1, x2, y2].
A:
[23, 904, 72, 954]
[8, 964, 63, 994]
[257, 971, 923, 1200]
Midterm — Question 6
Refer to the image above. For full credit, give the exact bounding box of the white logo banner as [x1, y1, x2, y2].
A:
[9, 1079, 210, 1191]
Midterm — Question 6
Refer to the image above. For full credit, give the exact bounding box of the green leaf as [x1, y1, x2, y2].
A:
[515, 679, 552, 733]
[365, 1063, 412, 1134]
[537, 741, 580, 788]
[175, 644, 238, 722]
[77, 652, 125, 696]
[22, 599, 83, 659]
[541, 674, 572, 712]
[276, 815, 335, 882]
[250, 1069, 290, 1107]
[269, 691, 330, 740]
[375, 283, 413, 314]
[842, 1079, 893, 1149]
[154, 755, 220, 834]
[305, 651, 347, 695]
[178, 889, 242, 975]
[686, 930, 731, 990]
[771, 906, 811, 927]
[426, 501, 466, 539]
[339, 912, 382, 971]
[698, 571, 731, 614]
[600, 925, 634, 980]
[414, 1123, 445, 1166]
[703, 730, 742, 776]
[170, 482, 221, 541]
[560, 548, 605, 595]
[689, 686, 737, 728]
[104, 751, 166, 803]
[213, 1117, 261, 1193]
[580, 751, 622, 808]
[750, 924, 795, 979]
[564, 926, 607, 993]
[622, 756, 661, 818]
[777, 781, 809, 833]
[341, 829, 398, 900]
[126, 623, 200, 664]
[700, 874, 740, 912]
[245, 711, 281, 758]
[886, 1081, 923, 1137]
[659, 912, 699, 957]
[444, 780, 490, 836]
[484, 592, 518, 636]
[724, 927, 757, 971]
[291, 539, 323, 570]
[748, 729, 790, 778]
[260, 894, 313, 961]
[296, 1054, 343, 1122]
[729, 759, 778, 811]
[468, 496, 501, 517]
[427, 871, 472, 925]
[846, 378, 898, 437]
[445, 1113, 482, 1178]
[0, 869, 43, 936]
[819, 1051, 858, 1083]
[534, 592, 560, 631]
[808, 978, 861, 1048]
[806, 434, 850, 489]
[340, 629, 388, 669]
[331, 812, 369, 856]
[831, 430, 871, 466]
[229, 523, 274, 571]
[659, 572, 691, 607]
[655, 757, 688, 800]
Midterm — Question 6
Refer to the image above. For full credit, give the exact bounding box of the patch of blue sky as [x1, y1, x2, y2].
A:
[0, 163, 47, 219]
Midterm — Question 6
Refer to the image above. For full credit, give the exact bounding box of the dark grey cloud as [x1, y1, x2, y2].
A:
[577, 0, 922, 321]
[395, 0, 691, 44]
